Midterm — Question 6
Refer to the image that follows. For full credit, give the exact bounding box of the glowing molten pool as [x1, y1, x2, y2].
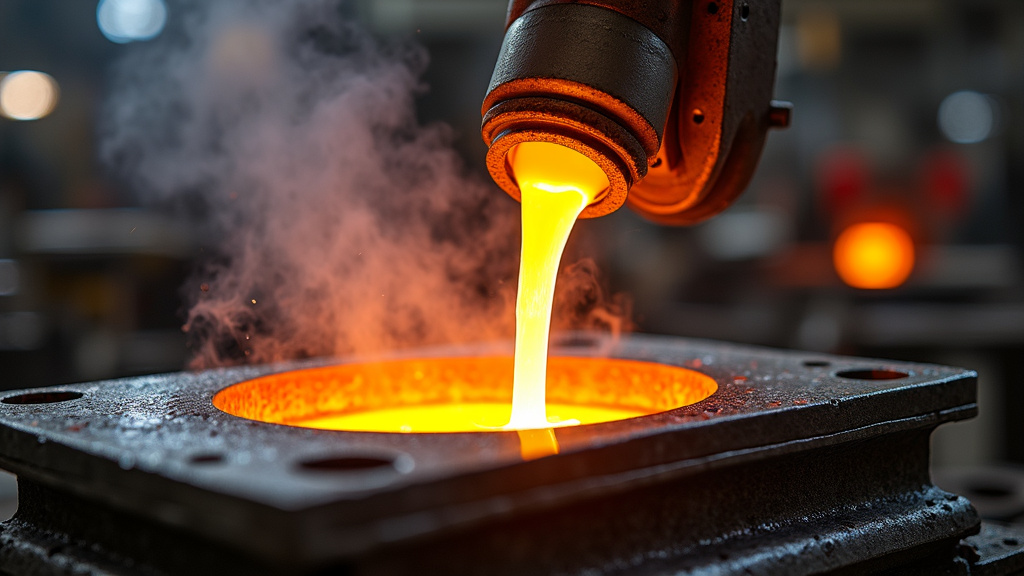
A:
[213, 356, 717, 433]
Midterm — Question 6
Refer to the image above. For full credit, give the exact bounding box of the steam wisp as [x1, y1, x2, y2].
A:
[100, 0, 629, 368]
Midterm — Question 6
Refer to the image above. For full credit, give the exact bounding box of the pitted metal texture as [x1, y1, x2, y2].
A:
[0, 334, 1000, 575]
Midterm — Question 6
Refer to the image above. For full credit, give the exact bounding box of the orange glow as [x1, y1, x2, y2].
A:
[833, 222, 915, 289]
[213, 356, 717, 434]
[508, 141, 610, 202]
[299, 402, 644, 432]
[517, 428, 560, 459]
[507, 142, 609, 429]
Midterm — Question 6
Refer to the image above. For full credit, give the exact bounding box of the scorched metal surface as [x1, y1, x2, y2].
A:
[0, 334, 1014, 575]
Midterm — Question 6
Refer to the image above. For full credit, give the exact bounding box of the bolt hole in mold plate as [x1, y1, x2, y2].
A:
[0, 334, 987, 575]
[836, 368, 910, 380]
[1, 391, 83, 404]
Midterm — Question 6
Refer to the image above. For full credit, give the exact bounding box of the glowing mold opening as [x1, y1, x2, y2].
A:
[213, 356, 717, 434]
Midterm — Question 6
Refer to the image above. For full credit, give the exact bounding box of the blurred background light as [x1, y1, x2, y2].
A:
[96, 0, 168, 44]
[0, 260, 19, 296]
[833, 222, 915, 289]
[0, 71, 59, 121]
[0, 312, 45, 351]
[697, 209, 789, 261]
[938, 90, 996, 144]
[795, 10, 841, 72]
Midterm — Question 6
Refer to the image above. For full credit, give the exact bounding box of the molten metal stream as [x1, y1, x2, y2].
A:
[506, 142, 609, 429]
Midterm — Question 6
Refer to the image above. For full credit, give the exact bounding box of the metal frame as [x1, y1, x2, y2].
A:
[0, 334, 1015, 575]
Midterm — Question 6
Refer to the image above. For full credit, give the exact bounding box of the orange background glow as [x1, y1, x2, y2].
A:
[833, 222, 915, 289]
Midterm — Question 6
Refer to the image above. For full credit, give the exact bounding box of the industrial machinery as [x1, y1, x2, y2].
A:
[1, 334, 1023, 575]
[1, 2, 1023, 575]
[481, 0, 791, 223]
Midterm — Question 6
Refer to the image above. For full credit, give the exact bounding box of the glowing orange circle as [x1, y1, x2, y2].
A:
[213, 356, 717, 433]
[833, 222, 915, 289]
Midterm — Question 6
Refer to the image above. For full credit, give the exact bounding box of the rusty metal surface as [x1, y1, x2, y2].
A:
[628, 0, 784, 224]
[481, 3, 679, 217]
[484, 4, 677, 147]
[483, 0, 786, 225]
[506, 0, 692, 61]
[482, 96, 641, 217]
[0, 334, 993, 575]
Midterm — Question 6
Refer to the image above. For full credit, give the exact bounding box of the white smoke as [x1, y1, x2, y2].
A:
[100, 0, 628, 368]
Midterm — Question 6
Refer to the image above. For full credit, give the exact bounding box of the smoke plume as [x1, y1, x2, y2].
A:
[100, 0, 629, 368]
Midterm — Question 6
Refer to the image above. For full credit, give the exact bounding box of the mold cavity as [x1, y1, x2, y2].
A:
[803, 360, 831, 368]
[741, 3, 750, 20]
[835, 369, 908, 381]
[2, 391, 83, 405]
[707, 2, 719, 14]
[299, 456, 396, 473]
[693, 109, 705, 124]
[213, 357, 718, 433]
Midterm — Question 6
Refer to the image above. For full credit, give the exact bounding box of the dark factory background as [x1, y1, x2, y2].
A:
[0, 0, 1022, 520]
